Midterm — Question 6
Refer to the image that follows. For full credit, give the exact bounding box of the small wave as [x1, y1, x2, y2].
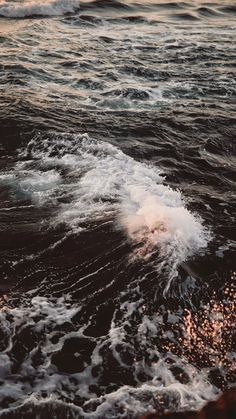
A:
[218, 5, 236, 15]
[153, 2, 188, 10]
[171, 12, 199, 21]
[101, 87, 150, 100]
[196, 6, 221, 17]
[80, 0, 130, 11]
[107, 15, 149, 24]
[0, 0, 80, 18]
[64, 13, 102, 25]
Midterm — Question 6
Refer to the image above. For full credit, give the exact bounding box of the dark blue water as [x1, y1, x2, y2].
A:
[0, 1, 235, 417]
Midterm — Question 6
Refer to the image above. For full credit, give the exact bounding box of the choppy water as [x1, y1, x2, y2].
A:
[0, 0, 236, 418]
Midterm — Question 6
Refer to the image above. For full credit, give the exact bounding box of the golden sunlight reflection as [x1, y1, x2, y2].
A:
[180, 281, 236, 369]
[157, 273, 236, 387]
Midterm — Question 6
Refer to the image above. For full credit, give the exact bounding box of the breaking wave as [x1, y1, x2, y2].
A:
[0, 0, 79, 18]
[4, 132, 211, 293]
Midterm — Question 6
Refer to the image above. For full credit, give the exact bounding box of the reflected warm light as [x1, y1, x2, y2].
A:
[157, 273, 236, 388]
[178, 274, 236, 382]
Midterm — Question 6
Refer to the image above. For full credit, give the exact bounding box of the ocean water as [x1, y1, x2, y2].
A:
[0, 0, 235, 417]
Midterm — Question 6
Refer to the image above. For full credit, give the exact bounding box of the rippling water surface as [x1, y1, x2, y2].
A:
[0, 0, 235, 417]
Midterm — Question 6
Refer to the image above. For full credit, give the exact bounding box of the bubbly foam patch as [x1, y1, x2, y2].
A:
[15, 133, 210, 292]
[0, 294, 218, 417]
[0, 0, 79, 18]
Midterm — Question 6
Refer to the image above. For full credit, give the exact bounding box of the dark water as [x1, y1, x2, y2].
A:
[0, 0, 236, 417]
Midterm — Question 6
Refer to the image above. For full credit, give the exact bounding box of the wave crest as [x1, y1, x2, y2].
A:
[6, 132, 211, 293]
[0, 0, 79, 18]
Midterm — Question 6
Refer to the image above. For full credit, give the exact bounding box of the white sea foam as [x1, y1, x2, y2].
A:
[0, 168, 61, 204]
[0, 0, 79, 18]
[0, 294, 218, 418]
[14, 133, 210, 291]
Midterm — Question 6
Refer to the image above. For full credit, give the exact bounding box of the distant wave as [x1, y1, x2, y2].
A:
[0, 0, 235, 19]
[0, 0, 80, 18]
[81, 0, 131, 10]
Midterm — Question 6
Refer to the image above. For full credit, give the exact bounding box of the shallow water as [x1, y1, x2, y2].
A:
[0, 0, 235, 417]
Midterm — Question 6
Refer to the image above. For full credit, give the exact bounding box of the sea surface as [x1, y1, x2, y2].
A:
[0, 0, 235, 417]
